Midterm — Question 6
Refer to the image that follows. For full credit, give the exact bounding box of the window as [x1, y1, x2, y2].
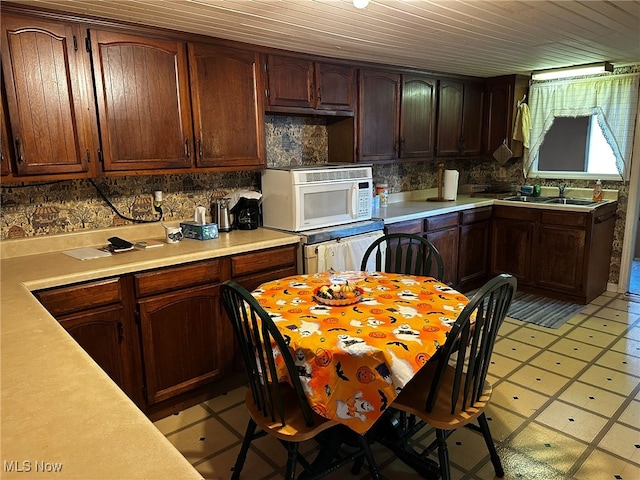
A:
[534, 115, 619, 179]
[526, 73, 639, 181]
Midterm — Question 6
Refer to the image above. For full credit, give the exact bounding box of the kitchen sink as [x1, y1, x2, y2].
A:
[501, 196, 598, 207]
[541, 197, 598, 206]
[502, 195, 550, 203]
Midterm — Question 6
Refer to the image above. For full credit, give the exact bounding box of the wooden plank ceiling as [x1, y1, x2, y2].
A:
[6, 0, 640, 78]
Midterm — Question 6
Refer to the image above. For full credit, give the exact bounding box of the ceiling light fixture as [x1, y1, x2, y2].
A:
[531, 61, 613, 80]
[353, 0, 369, 9]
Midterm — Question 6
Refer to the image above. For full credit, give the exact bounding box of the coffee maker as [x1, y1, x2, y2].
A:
[231, 197, 261, 230]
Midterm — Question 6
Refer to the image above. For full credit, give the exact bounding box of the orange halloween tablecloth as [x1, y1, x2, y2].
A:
[252, 271, 468, 434]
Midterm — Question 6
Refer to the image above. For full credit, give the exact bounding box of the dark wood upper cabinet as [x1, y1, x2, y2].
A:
[1, 14, 95, 177]
[357, 69, 401, 162]
[266, 55, 315, 108]
[436, 79, 484, 157]
[400, 74, 436, 159]
[266, 55, 355, 113]
[315, 63, 355, 111]
[189, 43, 265, 169]
[485, 75, 529, 157]
[90, 29, 193, 172]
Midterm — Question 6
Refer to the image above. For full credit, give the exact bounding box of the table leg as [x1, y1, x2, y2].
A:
[368, 411, 441, 480]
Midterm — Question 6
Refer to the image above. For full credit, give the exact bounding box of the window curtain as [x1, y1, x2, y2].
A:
[526, 74, 640, 180]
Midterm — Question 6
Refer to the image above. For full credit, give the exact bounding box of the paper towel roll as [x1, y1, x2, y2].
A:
[443, 170, 459, 200]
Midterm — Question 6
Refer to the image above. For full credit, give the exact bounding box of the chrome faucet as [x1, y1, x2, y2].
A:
[558, 183, 568, 198]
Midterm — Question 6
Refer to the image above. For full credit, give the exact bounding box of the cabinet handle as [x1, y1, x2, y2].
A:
[595, 211, 617, 224]
[14, 138, 23, 163]
[198, 139, 203, 158]
[184, 139, 190, 158]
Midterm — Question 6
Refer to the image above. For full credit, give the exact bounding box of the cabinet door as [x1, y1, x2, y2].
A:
[137, 284, 226, 405]
[1, 15, 94, 176]
[58, 306, 134, 397]
[533, 213, 587, 294]
[357, 70, 400, 162]
[425, 226, 459, 286]
[461, 82, 484, 156]
[266, 55, 314, 108]
[485, 75, 528, 157]
[400, 74, 436, 159]
[485, 80, 511, 156]
[91, 30, 193, 171]
[316, 63, 355, 111]
[435, 80, 463, 157]
[189, 43, 265, 168]
[457, 208, 492, 292]
[491, 217, 533, 283]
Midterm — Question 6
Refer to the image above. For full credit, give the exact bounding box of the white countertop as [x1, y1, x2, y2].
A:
[0, 224, 300, 480]
[373, 192, 494, 224]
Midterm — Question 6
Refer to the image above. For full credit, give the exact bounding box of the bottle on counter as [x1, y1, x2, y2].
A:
[533, 176, 541, 197]
[592, 179, 603, 202]
[376, 183, 389, 207]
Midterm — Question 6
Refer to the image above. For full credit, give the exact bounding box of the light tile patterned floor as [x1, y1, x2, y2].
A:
[155, 291, 640, 480]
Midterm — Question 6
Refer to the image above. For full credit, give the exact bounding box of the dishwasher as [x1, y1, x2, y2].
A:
[298, 219, 385, 274]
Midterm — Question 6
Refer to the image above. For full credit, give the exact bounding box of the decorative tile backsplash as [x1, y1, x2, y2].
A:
[0, 115, 628, 284]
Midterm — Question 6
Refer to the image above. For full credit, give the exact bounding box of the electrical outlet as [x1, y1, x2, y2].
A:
[153, 190, 163, 208]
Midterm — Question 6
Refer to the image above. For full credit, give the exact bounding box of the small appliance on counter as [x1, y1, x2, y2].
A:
[211, 198, 232, 232]
[231, 197, 262, 230]
[261, 164, 373, 232]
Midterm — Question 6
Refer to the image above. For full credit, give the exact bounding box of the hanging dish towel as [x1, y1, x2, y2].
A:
[513, 102, 531, 148]
[315, 231, 385, 272]
[316, 241, 350, 272]
[345, 231, 385, 271]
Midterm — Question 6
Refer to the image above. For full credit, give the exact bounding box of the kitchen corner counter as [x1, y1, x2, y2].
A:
[0, 225, 300, 479]
[373, 193, 494, 224]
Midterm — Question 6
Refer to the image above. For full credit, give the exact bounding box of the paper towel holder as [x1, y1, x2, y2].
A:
[427, 163, 454, 202]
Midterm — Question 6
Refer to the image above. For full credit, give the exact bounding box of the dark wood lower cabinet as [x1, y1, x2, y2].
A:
[491, 203, 617, 303]
[137, 284, 224, 405]
[35, 276, 143, 407]
[491, 207, 535, 284]
[384, 207, 492, 291]
[424, 212, 459, 286]
[457, 207, 492, 292]
[34, 244, 298, 419]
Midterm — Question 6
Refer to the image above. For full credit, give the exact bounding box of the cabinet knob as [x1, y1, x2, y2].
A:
[184, 139, 191, 158]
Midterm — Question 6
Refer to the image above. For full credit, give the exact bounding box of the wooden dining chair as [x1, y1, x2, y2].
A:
[360, 233, 444, 280]
[390, 273, 517, 480]
[220, 281, 381, 480]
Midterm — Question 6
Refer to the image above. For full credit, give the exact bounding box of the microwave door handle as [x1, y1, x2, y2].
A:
[350, 184, 358, 218]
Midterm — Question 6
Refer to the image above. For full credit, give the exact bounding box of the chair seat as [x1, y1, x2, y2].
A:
[244, 385, 338, 442]
[393, 364, 493, 431]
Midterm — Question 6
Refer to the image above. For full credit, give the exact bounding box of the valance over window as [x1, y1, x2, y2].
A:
[527, 74, 640, 180]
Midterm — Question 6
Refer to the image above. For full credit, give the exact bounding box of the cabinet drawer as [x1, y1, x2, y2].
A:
[135, 259, 220, 297]
[460, 207, 492, 225]
[493, 206, 537, 222]
[540, 210, 587, 228]
[36, 277, 122, 316]
[385, 220, 423, 235]
[424, 212, 458, 231]
[231, 245, 297, 277]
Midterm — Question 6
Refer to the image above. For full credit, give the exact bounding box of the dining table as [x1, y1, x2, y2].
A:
[252, 270, 470, 436]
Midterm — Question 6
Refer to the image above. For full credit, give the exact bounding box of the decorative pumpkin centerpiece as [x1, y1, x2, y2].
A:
[313, 282, 364, 306]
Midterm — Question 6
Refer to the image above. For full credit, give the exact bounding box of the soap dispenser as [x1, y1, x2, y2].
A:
[592, 179, 603, 202]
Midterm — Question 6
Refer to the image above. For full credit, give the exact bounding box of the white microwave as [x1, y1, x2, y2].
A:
[261, 165, 373, 232]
